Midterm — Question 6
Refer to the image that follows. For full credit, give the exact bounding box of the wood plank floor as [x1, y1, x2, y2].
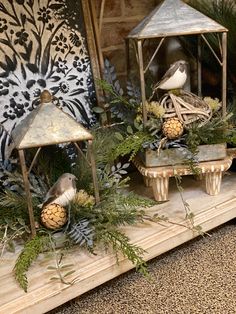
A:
[1, 172, 236, 314]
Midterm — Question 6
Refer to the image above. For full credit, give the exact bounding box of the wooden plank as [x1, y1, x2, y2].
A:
[1, 174, 236, 314]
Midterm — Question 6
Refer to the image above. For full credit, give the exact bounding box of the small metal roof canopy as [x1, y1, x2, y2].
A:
[11, 90, 100, 236]
[126, 0, 228, 125]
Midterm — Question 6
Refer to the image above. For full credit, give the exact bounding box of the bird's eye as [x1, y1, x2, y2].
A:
[69, 177, 72, 180]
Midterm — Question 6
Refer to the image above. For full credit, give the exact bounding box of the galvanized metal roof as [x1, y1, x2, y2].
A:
[127, 0, 228, 39]
[11, 101, 93, 149]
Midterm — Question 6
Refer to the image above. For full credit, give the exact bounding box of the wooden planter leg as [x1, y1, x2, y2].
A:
[143, 176, 152, 187]
[152, 176, 169, 201]
[205, 172, 222, 196]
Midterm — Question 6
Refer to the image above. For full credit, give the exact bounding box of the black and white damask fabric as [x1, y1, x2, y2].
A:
[0, 0, 96, 160]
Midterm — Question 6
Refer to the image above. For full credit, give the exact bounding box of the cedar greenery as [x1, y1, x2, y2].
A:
[101, 229, 149, 276]
[110, 131, 153, 161]
[68, 186, 156, 273]
[14, 235, 49, 292]
[186, 114, 235, 152]
[0, 190, 40, 224]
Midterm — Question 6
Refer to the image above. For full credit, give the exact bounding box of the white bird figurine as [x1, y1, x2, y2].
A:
[42, 173, 77, 207]
[154, 60, 188, 90]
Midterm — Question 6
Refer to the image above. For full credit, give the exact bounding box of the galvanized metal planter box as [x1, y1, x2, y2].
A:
[141, 143, 226, 167]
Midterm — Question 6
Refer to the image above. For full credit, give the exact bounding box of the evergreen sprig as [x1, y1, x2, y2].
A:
[111, 131, 154, 161]
[186, 114, 233, 151]
[101, 229, 148, 276]
[0, 190, 40, 224]
[14, 235, 49, 292]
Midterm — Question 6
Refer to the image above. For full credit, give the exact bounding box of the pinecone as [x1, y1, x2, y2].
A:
[41, 203, 67, 230]
[162, 117, 184, 139]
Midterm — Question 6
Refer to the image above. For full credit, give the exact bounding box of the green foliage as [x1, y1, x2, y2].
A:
[68, 219, 94, 248]
[174, 175, 203, 235]
[72, 191, 155, 231]
[0, 218, 31, 257]
[73, 127, 121, 192]
[111, 131, 154, 161]
[14, 235, 49, 292]
[28, 145, 72, 187]
[47, 258, 76, 285]
[68, 184, 156, 276]
[186, 114, 233, 151]
[91, 128, 120, 168]
[47, 234, 76, 285]
[100, 229, 148, 276]
[0, 190, 40, 225]
[95, 59, 140, 124]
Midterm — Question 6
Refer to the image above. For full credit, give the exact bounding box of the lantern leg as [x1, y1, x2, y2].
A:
[88, 140, 100, 204]
[18, 149, 36, 237]
[222, 32, 227, 117]
[197, 34, 202, 97]
[137, 39, 147, 126]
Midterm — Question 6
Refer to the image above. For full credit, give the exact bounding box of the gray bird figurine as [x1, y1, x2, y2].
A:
[42, 173, 77, 207]
[154, 60, 188, 90]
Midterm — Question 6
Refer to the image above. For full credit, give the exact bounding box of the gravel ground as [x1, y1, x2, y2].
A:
[49, 221, 236, 314]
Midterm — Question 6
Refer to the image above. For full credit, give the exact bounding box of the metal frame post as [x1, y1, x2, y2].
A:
[18, 149, 36, 237]
[88, 140, 100, 204]
[137, 39, 147, 125]
[197, 35, 202, 97]
[222, 32, 227, 116]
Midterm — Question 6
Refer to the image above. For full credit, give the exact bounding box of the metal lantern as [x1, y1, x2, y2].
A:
[11, 90, 100, 236]
[126, 0, 228, 125]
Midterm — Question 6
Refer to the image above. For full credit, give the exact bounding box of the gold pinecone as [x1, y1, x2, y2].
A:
[41, 203, 67, 230]
[162, 117, 184, 139]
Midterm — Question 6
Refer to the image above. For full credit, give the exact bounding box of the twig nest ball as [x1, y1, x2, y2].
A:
[41, 203, 67, 230]
[160, 90, 212, 127]
[162, 117, 184, 139]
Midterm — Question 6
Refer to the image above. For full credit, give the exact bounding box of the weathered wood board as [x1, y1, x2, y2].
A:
[142, 144, 226, 167]
[1, 172, 236, 314]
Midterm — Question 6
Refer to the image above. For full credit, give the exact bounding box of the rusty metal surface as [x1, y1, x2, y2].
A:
[11, 102, 93, 149]
[127, 0, 228, 39]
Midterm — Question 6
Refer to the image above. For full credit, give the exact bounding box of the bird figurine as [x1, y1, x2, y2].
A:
[154, 60, 188, 91]
[42, 173, 77, 207]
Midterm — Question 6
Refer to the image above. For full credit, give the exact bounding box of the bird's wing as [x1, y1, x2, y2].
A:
[43, 182, 64, 206]
[154, 62, 179, 89]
